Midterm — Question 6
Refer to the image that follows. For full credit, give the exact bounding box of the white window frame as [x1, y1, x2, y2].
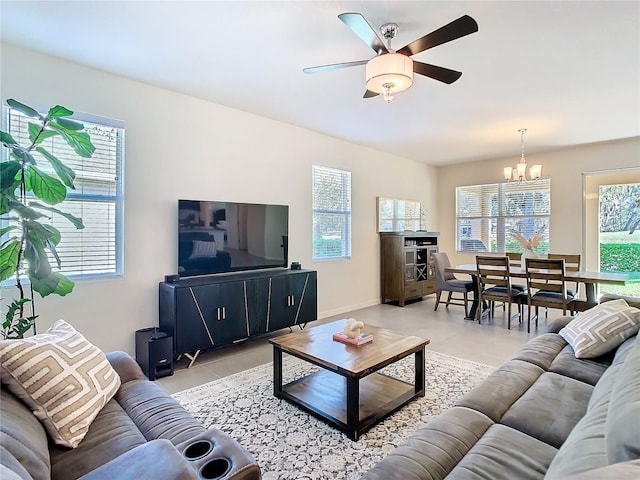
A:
[2, 106, 125, 280]
[456, 179, 551, 253]
[312, 165, 352, 260]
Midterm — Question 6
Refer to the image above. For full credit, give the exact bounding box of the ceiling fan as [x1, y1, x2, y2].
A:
[303, 13, 478, 102]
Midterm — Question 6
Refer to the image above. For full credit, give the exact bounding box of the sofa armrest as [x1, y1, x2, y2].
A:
[545, 316, 574, 334]
[106, 351, 146, 383]
[78, 440, 198, 480]
[176, 428, 261, 480]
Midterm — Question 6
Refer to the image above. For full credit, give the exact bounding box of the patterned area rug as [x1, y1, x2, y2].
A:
[172, 350, 494, 480]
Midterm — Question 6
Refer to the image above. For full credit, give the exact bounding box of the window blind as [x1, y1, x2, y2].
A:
[5, 108, 124, 277]
[312, 165, 351, 259]
[456, 178, 550, 253]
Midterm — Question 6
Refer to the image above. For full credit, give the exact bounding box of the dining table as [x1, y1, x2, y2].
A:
[445, 263, 631, 321]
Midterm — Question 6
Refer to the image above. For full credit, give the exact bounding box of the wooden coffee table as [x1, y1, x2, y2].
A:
[269, 319, 430, 441]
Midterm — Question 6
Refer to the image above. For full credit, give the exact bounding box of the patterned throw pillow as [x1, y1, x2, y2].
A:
[559, 299, 640, 358]
[0, 320, 121, 448]
[189, 240, 217, 259]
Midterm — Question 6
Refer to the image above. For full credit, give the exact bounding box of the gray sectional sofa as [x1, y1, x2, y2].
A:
[362, 298, 640, 480]
[1, 351, 261, 480]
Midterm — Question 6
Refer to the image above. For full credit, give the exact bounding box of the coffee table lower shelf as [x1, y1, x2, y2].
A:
[276, 369, 421, 441]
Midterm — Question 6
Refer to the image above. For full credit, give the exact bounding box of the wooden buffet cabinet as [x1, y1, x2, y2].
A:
[380, 232, 439, 306]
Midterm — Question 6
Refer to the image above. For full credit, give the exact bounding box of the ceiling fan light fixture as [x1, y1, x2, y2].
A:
[365, 53, 413, 94]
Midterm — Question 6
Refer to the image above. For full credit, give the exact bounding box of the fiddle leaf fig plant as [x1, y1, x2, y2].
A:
[1, 99, 95, 339]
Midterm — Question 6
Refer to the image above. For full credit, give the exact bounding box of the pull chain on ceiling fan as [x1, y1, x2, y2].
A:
[303, 13, 479, 102]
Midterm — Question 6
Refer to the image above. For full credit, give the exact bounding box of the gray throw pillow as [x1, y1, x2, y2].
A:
[559, 299, 640, 358]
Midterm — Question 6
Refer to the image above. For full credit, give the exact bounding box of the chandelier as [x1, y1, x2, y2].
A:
[503, 128, 542, 182]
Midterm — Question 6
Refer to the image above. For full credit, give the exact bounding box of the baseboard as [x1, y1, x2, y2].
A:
[318, 299, 381, 320]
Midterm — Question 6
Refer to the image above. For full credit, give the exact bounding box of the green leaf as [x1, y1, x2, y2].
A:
[26, 220, 60, 243]
[25, 221, 61, 268]
[5, 197, 44, 220]
[5, 298, 31, 324]
[0, 193, 13, 216]
[47, 105, 73, 118]
[7, 99, 42, 119]
[35, 147, 76, 189]
[0, 239, 20, 282]
[6, 315, 38, 339]
[45, 237, 62, 268]
[47, 124, 95, 158]
[0, 130, 19, 147]
[23, 230, 52, 280]
[2, 299, 38, 339]
[0, 225, 17, 237]
[30, 202, 84, 229]
[28, 123, 58, 144]
[52, 273, 74, 296]
[0, 161, 21, 189]
[30, 272, 59, 297]
[53, 118, 84, 131]
[11, 147, 36, 165]
[26, 166, 67, 205]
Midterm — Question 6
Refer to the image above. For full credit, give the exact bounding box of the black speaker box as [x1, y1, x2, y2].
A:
[135, 328, 174, 381]
[165, 274, 180, 283]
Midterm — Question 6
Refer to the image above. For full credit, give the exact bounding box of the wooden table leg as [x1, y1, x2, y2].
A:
[273, 346, 283, 398]
[415, 347, 425, 397]
[467, 274, 481, 321]
[346, 376, 359, 441]
[584, 282, 597, 304]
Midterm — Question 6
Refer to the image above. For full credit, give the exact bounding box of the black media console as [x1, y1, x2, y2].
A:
[159, 269, 317, 367]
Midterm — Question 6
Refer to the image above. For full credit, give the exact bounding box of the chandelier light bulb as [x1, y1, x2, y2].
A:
[504, 166, 513, 181]
[383, 84, 395, 103]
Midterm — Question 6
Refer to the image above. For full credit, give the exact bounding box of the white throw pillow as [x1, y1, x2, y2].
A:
[189, 240, 217, 259]
[559, 299, 640, 358]
[0, 320, 121, 448]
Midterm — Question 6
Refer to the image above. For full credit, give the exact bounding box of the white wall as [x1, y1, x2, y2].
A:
[0, 43, 437, 354]
[437, 138, 640, 266]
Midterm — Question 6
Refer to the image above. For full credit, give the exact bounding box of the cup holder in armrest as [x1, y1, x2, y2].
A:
[177, 428, 260, 480]
[199, 458, 231, 480]
[183, 440, 214, 461]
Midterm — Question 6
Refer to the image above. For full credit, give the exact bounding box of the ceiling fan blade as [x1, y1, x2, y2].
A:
[397, 15, 478, 56]
[363, 89, 379, 98]
[303, 59, 368, 74]
[413, 61, 463, 84]
[338, 12, 389, 54]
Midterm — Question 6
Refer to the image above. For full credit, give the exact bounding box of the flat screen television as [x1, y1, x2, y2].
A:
[178, 200, 289, 277]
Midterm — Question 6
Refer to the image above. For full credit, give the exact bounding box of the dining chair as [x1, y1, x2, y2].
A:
[506, 252, 527, 291]
[525, 258, 577, 333]
[547, 253, 581, 296]
[488, 252, 526, 314]
[506, 252, 522, 268]
[476, 256, 526, 329]
[432, 252, 474, 318]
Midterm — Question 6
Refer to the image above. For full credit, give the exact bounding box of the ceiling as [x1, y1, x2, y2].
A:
[1, 1, 639, 166]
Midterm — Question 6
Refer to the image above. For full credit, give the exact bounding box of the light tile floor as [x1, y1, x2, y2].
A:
[157, 296, 564, 394]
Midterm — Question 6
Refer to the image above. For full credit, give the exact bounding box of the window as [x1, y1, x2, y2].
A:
[456, 179, 550, 253]
[312, 165, 351, 259]
[4, 107, 124, 278]
[598, 181, 640, 296]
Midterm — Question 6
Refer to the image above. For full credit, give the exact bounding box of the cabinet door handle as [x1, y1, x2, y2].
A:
[222, 306, 226, 319]
[288, 295, 295, 307]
